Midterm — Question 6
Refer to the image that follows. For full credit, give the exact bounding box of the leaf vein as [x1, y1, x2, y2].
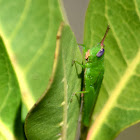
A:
[9, 0, 32, 41]
[105, 0, 129, 65]
[23, 2, 51, 73]
[133, 0, 140, 19]
[116, 104, 140, 111]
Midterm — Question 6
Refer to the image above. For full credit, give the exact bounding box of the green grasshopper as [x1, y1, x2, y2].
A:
[74, 26, 110, 127]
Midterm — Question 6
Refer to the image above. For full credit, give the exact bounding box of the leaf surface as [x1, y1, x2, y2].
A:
[0, 0, 64, 112]
[25, 24, 82, 140]
[0, 37, 24, 140]
[84, 0, 140, 140]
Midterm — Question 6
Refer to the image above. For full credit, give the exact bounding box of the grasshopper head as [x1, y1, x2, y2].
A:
[86, 44, 103, 61]
[85, 25, 110, 61]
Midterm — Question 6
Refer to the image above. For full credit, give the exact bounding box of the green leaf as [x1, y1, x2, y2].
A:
[0, 0, 64, 112]
[25, 24, 82, 140]
[84, 0, 140, 140]
[0, 37, 24, 140]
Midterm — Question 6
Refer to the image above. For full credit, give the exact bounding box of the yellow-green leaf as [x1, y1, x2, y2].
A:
[0, 0, 64, 112]
[84, 0, 140, 140]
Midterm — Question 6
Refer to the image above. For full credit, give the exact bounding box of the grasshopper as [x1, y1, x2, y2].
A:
[74, 26, 110, 126]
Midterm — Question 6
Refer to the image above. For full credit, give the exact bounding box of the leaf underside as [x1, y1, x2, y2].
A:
[84, 0, 140, 140]
[25, 24, 82, 140]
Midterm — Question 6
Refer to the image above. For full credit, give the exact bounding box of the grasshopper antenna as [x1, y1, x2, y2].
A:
[101, 25, 110, 47]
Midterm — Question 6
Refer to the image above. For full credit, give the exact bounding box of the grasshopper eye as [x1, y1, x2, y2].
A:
[96, 48, 104, 57]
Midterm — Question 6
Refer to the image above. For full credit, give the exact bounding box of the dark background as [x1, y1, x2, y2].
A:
[63, 0, 140, 140]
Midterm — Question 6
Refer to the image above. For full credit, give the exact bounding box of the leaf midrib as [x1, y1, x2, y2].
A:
[0, 120, 16, 140]
[0, 28, 35, 110]
[61, 56, 68, 140]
